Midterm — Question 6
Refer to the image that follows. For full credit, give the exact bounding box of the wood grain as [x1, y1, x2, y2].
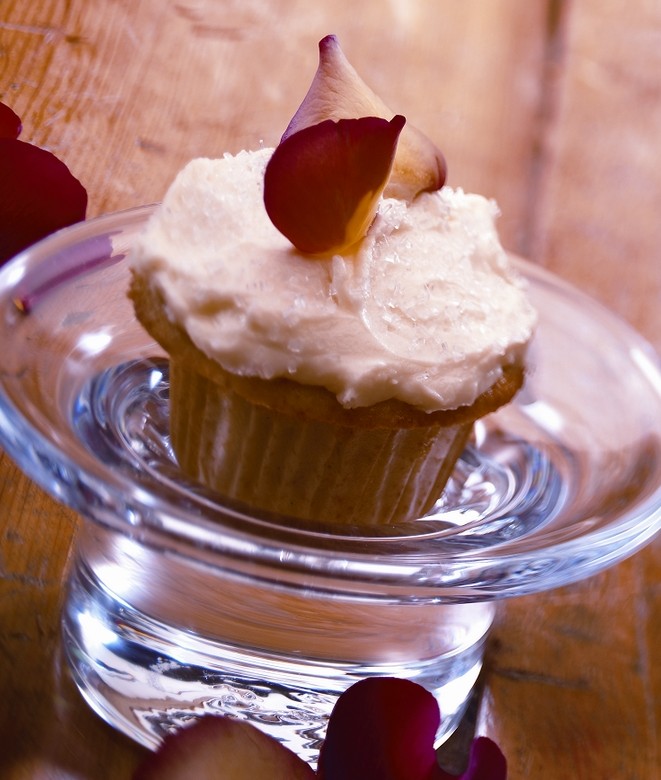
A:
[1, 0, 660, 777]
[477, 1, 661, 776]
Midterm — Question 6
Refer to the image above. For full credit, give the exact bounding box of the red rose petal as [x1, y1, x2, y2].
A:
[280, 35, 447, 201]
[133, 715, 315, 780]
[0, 102, 22, 140]
[0, 138, 87, 264]
[444, 736, 508, 780]
[263, 115, 405, 254]
[317, 677, 441, 780]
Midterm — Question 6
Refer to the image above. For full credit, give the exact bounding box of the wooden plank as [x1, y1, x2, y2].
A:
[477, 0, 661, 775]
[530, 0, 661, 344]
[480, 557, 660, 777]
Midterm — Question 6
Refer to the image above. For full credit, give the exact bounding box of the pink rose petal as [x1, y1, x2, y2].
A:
[133, 715, 315, 780]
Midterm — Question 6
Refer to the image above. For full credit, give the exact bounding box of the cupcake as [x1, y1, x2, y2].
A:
[129, 36, 535, 526]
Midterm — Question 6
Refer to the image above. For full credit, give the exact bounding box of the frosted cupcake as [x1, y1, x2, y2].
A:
[129, 36, 535, 526]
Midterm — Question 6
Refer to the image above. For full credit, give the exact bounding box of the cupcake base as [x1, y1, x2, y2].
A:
[169, 359, 473, 526]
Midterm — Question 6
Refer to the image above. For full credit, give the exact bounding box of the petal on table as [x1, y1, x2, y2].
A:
[0, 102, 22, 140]
[317, 677, 442, 780]
[133, 715, 315, 780]
[0, 139, 87, 265]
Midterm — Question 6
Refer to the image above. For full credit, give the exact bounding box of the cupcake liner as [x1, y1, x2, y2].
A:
[169, 359, 472, 526]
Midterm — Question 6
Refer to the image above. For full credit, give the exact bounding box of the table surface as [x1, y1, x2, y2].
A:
[1, 1, 660, 777]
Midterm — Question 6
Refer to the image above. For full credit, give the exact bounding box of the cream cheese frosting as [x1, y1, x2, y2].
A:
[130, 147, 536, 412]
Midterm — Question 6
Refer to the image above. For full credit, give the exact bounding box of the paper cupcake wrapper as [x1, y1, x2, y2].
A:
[169, 359, 472, 526]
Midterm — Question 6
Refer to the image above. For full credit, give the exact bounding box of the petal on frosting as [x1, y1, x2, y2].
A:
[264, 115, 405, 254]
[0, 102, 22, 139]
[317, 677, 441, 780]
[0, 138, 87, 264]
[283, 34, 446, 200]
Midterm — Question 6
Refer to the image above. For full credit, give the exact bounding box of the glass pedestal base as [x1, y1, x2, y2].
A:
[63, 527, 494, 765]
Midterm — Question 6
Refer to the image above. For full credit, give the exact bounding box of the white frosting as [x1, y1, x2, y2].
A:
[131, 148, 536, 411]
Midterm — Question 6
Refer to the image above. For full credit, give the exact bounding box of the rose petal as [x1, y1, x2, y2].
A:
[264, 115, 405, 254]
[0, 138, 87, 264]
[0, 102, 22, 140]
[282, 35, 446, 200]
[132, 715, 315, 780]
[452, 737, 507, 780]
[317, 677, 441, 780]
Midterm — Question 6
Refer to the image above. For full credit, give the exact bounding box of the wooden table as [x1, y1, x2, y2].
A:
[1, 1, 660, 777]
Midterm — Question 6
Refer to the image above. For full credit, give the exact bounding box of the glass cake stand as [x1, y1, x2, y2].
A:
[1, 206, 661, 766]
